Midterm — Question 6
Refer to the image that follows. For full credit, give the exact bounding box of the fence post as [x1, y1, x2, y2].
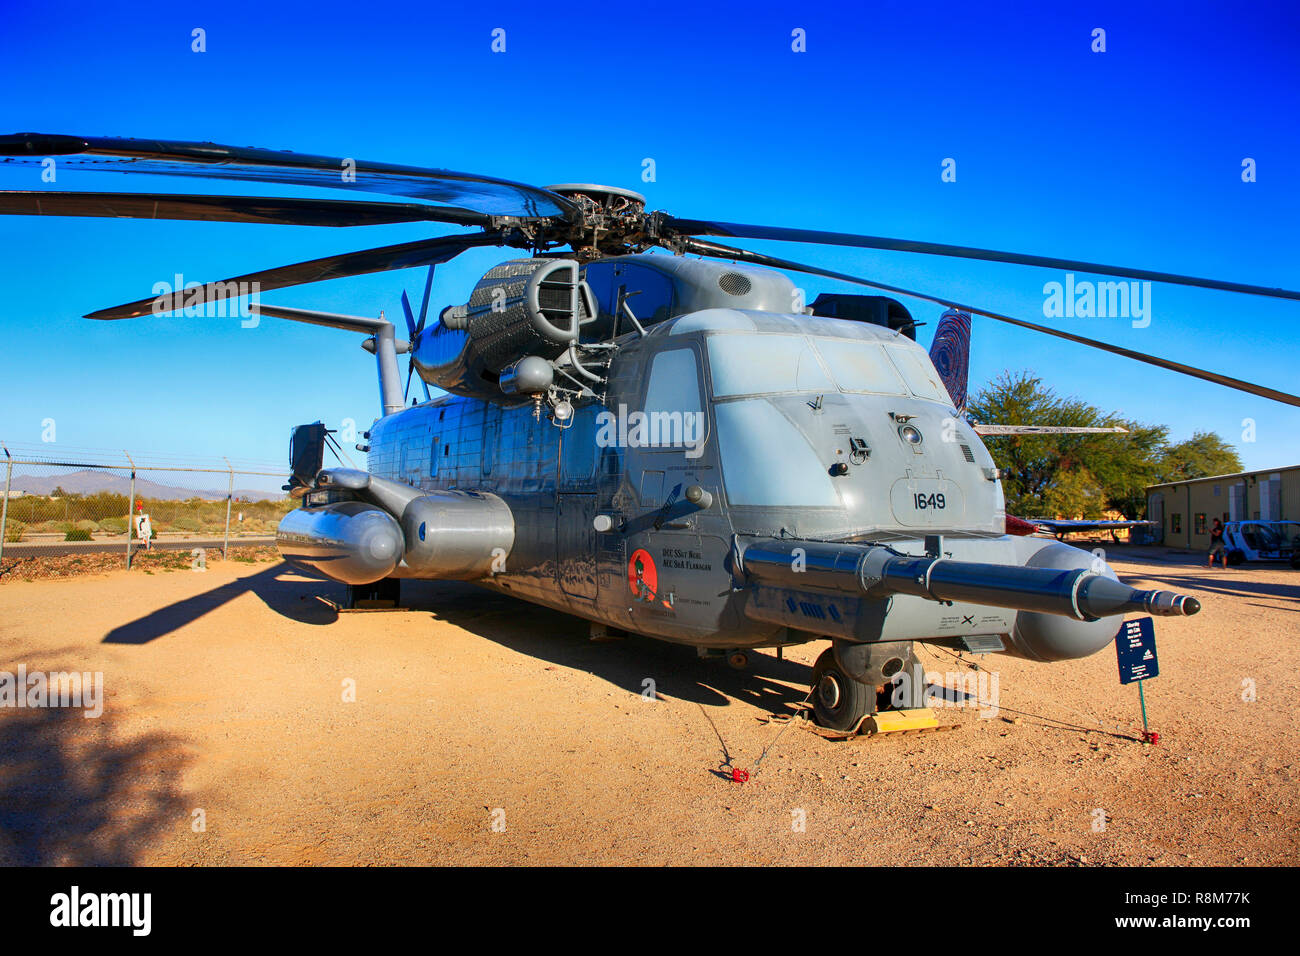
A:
[223, 457, 234, 560]
[0, 444, 11, 568]
[124, 450, 136, 570]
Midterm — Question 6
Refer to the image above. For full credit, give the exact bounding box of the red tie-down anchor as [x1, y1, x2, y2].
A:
[1141, 730, 1160, 746]
[730, 768, 750, 783]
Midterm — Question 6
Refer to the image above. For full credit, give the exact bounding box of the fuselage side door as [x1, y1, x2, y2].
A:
[623, 343, 716, 621]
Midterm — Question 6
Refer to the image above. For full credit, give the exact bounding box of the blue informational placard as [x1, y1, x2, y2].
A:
[1115, 616, 1159, 684]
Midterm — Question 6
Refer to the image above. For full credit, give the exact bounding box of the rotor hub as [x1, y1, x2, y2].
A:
[543, 184, 655, 258]
[546, 183, 646, 209]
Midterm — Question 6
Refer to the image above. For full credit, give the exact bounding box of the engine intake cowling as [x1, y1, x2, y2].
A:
[412, 258, 594, 400]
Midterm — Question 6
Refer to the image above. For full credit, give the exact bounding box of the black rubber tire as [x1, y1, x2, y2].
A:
[810, 648, 873, 732]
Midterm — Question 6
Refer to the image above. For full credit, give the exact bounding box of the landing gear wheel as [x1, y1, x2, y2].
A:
[727, 650, 750, 670]
[811, 648, 873, 732]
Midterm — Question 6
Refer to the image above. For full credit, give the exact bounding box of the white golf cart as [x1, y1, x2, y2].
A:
[1223, 520, 1300, 568]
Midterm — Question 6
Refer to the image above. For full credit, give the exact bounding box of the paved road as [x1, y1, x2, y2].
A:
[1, 535, 275, 557]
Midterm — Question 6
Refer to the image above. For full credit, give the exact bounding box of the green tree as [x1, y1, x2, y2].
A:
[1156, 431, 1242, 483]
[967, 371, 1168, 519]
[1043, 466, 1105, 520]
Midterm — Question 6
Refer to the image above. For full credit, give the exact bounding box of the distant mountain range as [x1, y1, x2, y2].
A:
[9, 469, 284, 502]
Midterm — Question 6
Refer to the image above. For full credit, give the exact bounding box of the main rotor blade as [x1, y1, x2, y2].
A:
[87, 230, 514, 320]
[681, 238, 1300, 408]
[668, 218, 1300, 303]
[0, 190, 492, 227]
[0, 133, 577, 219]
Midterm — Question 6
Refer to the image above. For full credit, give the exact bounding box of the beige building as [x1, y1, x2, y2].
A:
[1147, 465, 1300, 549]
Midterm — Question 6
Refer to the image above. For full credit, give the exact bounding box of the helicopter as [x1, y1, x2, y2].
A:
[4, 133, 1297, 731]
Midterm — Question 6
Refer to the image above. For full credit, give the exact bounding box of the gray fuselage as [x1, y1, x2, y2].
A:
[366, 308, 1019, 649]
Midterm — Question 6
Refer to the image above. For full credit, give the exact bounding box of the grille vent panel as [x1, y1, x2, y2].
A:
[718, 272, 752, 296]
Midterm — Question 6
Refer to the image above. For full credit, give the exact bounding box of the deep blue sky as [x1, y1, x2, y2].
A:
[1, 0, 1296, 480]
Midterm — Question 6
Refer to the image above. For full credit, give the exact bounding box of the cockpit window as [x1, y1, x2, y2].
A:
[706, 334, 834, 397]
[644, 347, 703, 418]
[706, 332, 953, 405]
[883, 344, 954, 404]
[813, 340, 908, 396]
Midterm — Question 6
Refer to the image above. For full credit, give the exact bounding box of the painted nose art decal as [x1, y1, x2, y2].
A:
[628, 548, 674, 610]
[629, 548, 658, 602]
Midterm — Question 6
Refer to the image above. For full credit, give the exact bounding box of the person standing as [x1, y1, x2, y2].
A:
[1207, 518, 1227, 568]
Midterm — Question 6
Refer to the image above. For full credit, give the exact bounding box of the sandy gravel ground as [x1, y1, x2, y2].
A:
[0, 548, 1296, 866]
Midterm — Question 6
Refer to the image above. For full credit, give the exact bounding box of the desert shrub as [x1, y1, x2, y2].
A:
[3, 520, 24, 542]
[81, 492, 129, 522]
[64, 528, 93, 542]
[99, 516, 128, 534]
[172, 516, 203, 533]
[75, 519, 99, 533]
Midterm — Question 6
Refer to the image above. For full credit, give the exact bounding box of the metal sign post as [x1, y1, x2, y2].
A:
[222, 456, 234, 560]
[0, 443, 11, 568]
[1115, 616, 1160, 744]
[124, 450, 136, 569]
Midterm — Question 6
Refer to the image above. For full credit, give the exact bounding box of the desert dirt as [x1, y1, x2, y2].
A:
[0, 547, 1296, 866]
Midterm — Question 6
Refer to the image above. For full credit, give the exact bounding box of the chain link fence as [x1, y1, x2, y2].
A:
[0, 444, 292, 570]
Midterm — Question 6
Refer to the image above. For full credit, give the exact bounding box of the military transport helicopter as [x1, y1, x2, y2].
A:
[4, 133, 1298, 731]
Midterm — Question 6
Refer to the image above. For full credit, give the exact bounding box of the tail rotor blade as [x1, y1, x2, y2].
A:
[400, 289, 417, 339]
[412, 265, 437, 403]
[416, 264, 436, 335]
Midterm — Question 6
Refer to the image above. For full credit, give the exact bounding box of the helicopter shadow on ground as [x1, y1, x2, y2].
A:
[1141, 569, 1300, 604]
[381, 578, 818, 718]
[102, 562, 337, 645]
[98, 562, 815, 717]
